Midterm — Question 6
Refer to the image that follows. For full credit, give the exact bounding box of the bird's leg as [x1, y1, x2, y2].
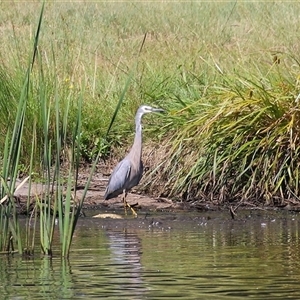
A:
[122, 190, 128, 216]
[122, 190, 137, 217]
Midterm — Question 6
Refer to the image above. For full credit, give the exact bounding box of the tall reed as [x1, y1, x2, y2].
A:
[0, 2, 96, 257]
[0, 0, 45, 254]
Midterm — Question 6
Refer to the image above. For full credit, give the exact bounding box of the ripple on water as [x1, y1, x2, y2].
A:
[1, 211, 300, 299]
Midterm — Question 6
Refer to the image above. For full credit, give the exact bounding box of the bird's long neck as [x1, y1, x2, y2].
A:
[128, 113, 143, 159]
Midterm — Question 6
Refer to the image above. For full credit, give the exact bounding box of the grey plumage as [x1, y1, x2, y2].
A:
[104, 105, 164, 215]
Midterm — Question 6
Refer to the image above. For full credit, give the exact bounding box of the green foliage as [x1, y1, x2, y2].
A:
[144, 60, 300, 205]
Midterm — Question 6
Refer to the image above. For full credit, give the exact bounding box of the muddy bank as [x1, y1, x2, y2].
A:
[12, 165, 300, 215]
[13, 169, 191, 215]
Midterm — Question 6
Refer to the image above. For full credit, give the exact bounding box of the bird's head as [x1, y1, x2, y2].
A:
[137, 105, 165, 116]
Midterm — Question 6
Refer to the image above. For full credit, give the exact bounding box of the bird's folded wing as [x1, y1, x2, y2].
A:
[104, 159, 131, 199]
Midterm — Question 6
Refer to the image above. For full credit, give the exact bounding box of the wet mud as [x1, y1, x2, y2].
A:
[13, 169, 185, 215]
[12, 166, 299, 217]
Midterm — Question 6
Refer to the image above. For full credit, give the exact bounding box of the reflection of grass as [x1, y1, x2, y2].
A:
[0, 2, 300, 208]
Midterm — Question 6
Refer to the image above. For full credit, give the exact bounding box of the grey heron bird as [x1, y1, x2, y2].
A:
[104, 105, 164, 216]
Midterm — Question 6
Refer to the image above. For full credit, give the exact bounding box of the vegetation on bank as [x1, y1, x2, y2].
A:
[1, 1, 300, 217]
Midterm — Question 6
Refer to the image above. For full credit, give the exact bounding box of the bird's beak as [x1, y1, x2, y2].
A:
[152, 108, 165, 113]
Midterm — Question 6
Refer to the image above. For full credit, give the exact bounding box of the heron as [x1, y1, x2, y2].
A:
[104, 105, 164, 217]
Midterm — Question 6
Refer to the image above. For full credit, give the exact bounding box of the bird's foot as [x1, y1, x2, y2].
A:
[124, 200, 138, 218]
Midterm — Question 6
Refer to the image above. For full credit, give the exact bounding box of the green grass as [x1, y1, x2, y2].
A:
[1, 1, 300, 206]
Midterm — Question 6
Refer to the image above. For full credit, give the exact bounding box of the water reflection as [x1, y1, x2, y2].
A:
[106, 230, 145, 298]
[0, 256, 75, 299]
[1, 211, 300, 299]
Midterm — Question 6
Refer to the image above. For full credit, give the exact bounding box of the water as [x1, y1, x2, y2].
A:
[1, 210, 300, 299]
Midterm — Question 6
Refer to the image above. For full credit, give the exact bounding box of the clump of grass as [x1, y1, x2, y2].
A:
[143, 54, 300, 206]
